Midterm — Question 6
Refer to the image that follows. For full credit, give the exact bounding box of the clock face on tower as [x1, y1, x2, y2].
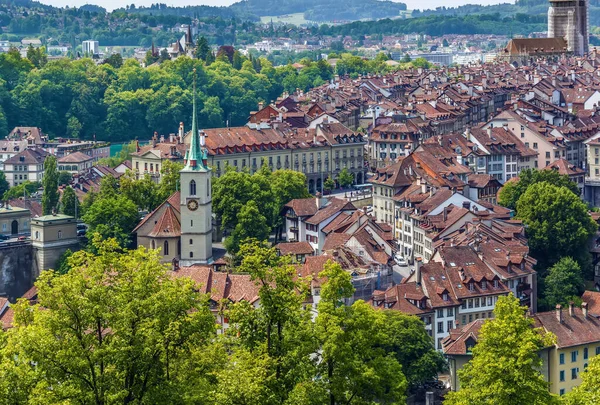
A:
[187, 199, 199, 211]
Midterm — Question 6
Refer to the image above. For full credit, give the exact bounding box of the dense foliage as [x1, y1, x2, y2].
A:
[0, 49, 398, 142]
[0, 237, 443, 404]
[317, 14, 547, 37]
[444, 294, 557, 405]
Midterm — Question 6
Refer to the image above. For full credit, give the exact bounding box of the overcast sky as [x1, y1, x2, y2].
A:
[39, 0, 508, 13]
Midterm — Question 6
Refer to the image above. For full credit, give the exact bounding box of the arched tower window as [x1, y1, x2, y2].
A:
[207, 179, 210, 197]
[151, 240, 156, 249]
[164, 240, 169, 255]
[189, 180, 196, 196]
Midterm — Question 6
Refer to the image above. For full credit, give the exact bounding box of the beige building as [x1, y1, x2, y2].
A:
[57, 152, 94, 174]
[0, 206, 30, 236]
[131, 123, 367, 194]
[489, 110, 566, 170]
[31, 214, 80, 273]
[3, 148, 49, 187]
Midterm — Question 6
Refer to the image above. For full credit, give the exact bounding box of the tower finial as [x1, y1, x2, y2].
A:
[184, 67, 206, 171]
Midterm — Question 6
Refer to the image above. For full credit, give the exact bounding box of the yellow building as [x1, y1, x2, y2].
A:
[533, 303, 600, 396]
[131, 123, 367, 194]
[444, 302, 600, 396]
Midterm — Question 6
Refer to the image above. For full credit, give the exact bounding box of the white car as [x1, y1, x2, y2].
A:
[394, 255, 407, 266]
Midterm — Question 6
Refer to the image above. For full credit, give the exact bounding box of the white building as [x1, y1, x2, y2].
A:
[82, 40, 99, 56]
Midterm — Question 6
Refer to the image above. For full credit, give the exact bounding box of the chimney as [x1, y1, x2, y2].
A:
[569, 301, 575, 317]
[556, 304, 563, 323]
[582, 302, 588, 318]
[152, 132, 158, 147]
[443, 206, 448, 222]
[178, 122, 184, 143]
[258, 101, 264, 110]
[415, 257, 422, 284]
[315, 192, 324, 209]
[486, 127, 492, 137]
[159, 134, 165, 143]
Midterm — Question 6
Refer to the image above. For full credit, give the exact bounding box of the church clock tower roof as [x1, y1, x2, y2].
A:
[183, 68, 210, 173]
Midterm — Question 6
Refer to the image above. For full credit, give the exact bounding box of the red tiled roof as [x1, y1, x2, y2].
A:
[275, 241, 314, 256]
[534, 306, 600, 349]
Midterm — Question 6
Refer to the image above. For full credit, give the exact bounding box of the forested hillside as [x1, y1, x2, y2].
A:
[0, 49, 396, 141]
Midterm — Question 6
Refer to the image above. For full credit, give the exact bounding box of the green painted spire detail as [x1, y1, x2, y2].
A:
[184, 68, 208, 171]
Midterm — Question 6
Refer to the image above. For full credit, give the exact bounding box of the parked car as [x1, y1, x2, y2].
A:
[0, 235, 10, 241]
[18, 236, 28, 241]
[394, 254, 407, 266]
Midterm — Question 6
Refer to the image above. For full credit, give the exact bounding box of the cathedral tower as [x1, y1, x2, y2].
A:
[548, 0, 589, 56]
[179, 69, 213, 266]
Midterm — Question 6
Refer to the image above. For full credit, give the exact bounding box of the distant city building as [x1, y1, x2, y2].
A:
[82, 40, 99, 56]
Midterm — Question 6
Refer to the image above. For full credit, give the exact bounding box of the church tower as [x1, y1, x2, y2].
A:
[179, 69, 213, 266]
[548, 0, 589, 56]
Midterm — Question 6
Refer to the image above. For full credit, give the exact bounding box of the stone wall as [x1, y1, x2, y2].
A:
[0, 242, 37, 301]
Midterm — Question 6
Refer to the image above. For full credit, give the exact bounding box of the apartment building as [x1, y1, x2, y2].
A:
[132, 122, 367, 193]
[3, 148, 49, 187]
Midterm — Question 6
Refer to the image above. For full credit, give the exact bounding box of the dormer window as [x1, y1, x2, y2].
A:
[494, 279, 499, 288]
[443, 292, 449, 301]
[481, 280, 487, 290]
[469, 282, 475, 291]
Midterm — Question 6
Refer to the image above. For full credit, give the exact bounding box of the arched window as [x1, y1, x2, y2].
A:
[164, 240, 169, 255]
[207, 179, 210, 197]
[189, 238, 193, 245]
[151, 240, 156, 249]
[189, 180, 196, 196]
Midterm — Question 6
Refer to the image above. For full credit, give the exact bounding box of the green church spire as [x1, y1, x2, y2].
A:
[184, 68, 208, 172]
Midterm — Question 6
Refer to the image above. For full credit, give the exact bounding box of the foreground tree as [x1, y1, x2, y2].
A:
[498, 168, 580, 211]
[444, 294, 557, 405]
[0, 237, 216, 404]
[41, 155, 59, 215]
[516, 182, 596, 273]
[312, 261, 408, 404]
[2, 181, 40, 200]
[543, 257, 584, 310]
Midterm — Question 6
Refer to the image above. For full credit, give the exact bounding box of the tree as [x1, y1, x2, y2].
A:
[196, 36, 211, 62]
[443, 38, 450, 47]
[0, 172, 8, 198]
[2, 181, 40, 200]
[324, 176, 335, 192]
[498, 168, 580, 211]
[103, 53, 123, 69]
[444, 294, 556, 405]
[0, 237, 216, 404]
[224, 201, 270, 255]
[82, 194, 139, 248]
[119, 171, 161, 212]
[543, 257, 584, 310]
[337, 167, 354, 188]
[60, 185, 78, 217]
[564, 355, 600, 404]
[158, 160, 184, 199]
[58, 171, 72, 185]
[41, 155, 59, 215]
[380, 310, 446, 389]
[313, 261, 408, 404]
[516, 182, 597, 274]
[401, 53, 412, 63]
[54, 248, 73, 274]
[26, 45, 47, 68]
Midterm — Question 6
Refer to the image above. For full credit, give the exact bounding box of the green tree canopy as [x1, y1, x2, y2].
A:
[82, 193, 139, 248]
[444, 294, 557, 405]
[0, 172, 9, 198]
[0, 237, 215, 404]
[224, 201, 271, 255]
[337, 167, 354, 188]
[516, 182, 597, 274]
[60, 185, 78, 218]
[498, 168, 580, 211]
[2, 181, 40, 200]
[542, 257, 584, 310]
[41, 155, 59, 215]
